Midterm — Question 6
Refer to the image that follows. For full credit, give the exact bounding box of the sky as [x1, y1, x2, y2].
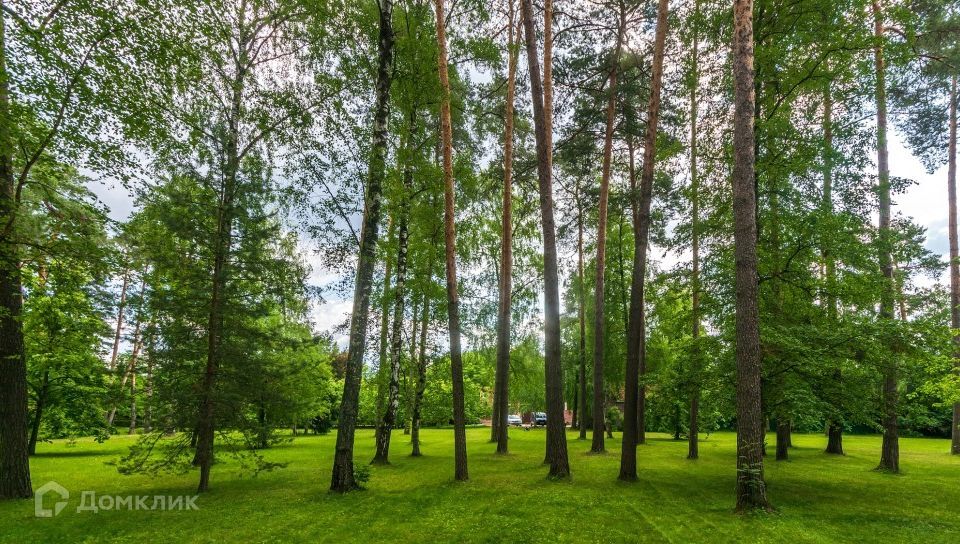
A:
[893, 137, 951, 259]
[91, 129, 953, 350]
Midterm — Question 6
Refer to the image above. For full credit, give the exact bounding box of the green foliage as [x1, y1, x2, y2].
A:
[352, 463, 371, 489]
[19, 156, 113, 443]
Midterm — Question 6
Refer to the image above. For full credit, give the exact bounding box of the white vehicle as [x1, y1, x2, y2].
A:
[506, 414, 523, 427]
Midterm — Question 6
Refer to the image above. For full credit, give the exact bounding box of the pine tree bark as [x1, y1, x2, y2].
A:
[577, 185, 588, 440]
[688, 0, 702, 460]
[591, 3, 625, 455]
[128, 372, 137, 435]
[434, 0, 468, 481]
[144, 348, 153, 434]
[571, 380, 578, 430]
[520, 0, 569, 478]
[494, 1, 519, 455]
[331, 0, 395, 493]
[948, 75, 959, 455]
[107, 278, 146, 426]
[540, 0, 568, 470]
[732, 0, 771, 511]
[0, 3, 31, 498]
[872, 0, 898, 474]
[620, 0, 668, 480]
[627, 141, 645, 445]
[823, 78, 844, 456]
[108, 268, 130, 372]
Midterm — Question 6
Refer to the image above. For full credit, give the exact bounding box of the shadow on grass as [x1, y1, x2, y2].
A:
[642, 437, 688, 444]
[32, 450, 117, 458]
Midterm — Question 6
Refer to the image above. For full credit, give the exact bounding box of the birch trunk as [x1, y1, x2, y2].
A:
[331, 0, 395, 492]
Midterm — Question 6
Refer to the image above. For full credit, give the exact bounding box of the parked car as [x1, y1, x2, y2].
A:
[507, 414, 522, 427]
[533, 412, 547, 426]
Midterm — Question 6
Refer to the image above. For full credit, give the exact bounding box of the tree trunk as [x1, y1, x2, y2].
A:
[195, 124, 238, 493]
[331, 0, 395, 493]
[570, 380, 578, 430]
[108, 278, 146, 426]
[948, 75, 959, 456]
[108, 268, 130, 372]
[591, 5, 625, 455]
[620, 0, 668, 480]
[768, 180, 789, 462]
[494, 0, 519, 455]
[617, 209, 630, 354]
[0, 1, 29, 498]
[405, 297, 419, 436]
[673, 387, 682, 440]
[434, 0, 468, 482]
[688, 0, 702, 461]
[195, 192, 231, 493]
[577, 186, 588, 440]
[30, 221, 53, 456]
[541, 0, 567, 469]
[194, 9, 264, 490]
[145, 351, 153, 433]
[822, 75, 846, 456]
[826, 423, 844, 455]
[375, 217, 395, 423]
[373, 111, 416, 465]
[28, 371, 49, 456]
[872, 0, 899, 474]
[775, 419, 789, 461]
[256, 405, 268, 449]
[412, 289, 430, 457]
[128, 372, 137, 435]
[0, 229, 37, 494]
[0, 242, 31, 499]
[520, 0, 570, 478]
[732, 0, 771, 512]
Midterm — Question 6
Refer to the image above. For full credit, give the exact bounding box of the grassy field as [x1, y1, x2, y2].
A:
[2, 428, 959, 543]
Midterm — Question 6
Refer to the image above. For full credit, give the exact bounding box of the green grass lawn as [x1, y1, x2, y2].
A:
[2, 428, 959, 543]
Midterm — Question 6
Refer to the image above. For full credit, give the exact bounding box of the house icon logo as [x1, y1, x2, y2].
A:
[35, 481, 69, 518]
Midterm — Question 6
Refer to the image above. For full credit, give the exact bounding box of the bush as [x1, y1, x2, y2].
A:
[353, 464, 371, 489]
[607, 406, 623, 432]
